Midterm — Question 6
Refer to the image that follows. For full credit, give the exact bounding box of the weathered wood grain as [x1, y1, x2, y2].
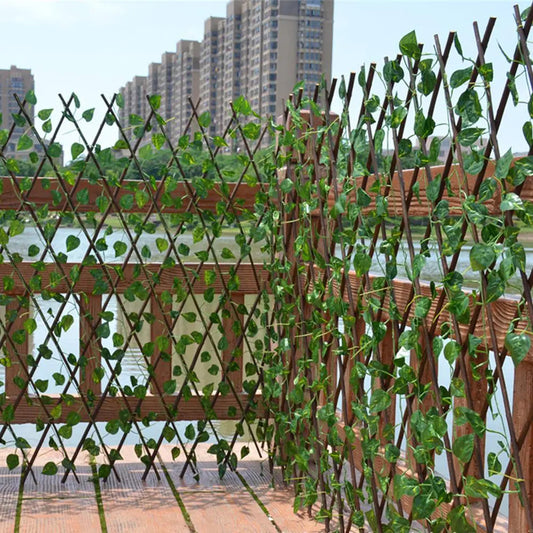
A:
[2, 393, 264, 423]
[16, 449, 101, 533]
[160, 443, 278, 532]
[0, 178, 259, 214]
[98, 447, 190, 532]
[0, 262, 268, 295]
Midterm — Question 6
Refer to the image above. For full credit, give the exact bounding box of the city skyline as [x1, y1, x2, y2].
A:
[0, 0, 525, 156]
[0, 65, 34, 159]
[118, 1, 334, 146]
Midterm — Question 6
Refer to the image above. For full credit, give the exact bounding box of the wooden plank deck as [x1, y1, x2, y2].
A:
[0, 444, 325, 533]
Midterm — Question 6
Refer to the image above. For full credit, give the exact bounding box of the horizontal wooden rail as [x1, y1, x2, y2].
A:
[3, 160, 532, 216]
[324, 270, 533, 364]
[0, 177, 259, 213]
[2, 394, 264, 423]
[0, 263, 269, 295]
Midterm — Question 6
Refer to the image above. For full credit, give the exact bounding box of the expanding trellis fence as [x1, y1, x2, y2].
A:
[0, 3, 533, 532]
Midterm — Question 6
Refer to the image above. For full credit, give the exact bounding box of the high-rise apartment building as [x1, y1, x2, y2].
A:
[0, 65, 35, 159]
[119, 0, 334, 147]
[174, 40, 201, 140]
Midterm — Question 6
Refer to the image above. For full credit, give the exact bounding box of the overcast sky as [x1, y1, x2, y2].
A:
[0, 0, 527, 153]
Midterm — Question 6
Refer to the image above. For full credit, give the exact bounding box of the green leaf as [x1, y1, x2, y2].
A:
[113, 139, 128, 150]
[149, 94, 161, 110]
[66, 411, 81, 426]
[47, 143, 62, 158]
[454, 34, 463, 56]
[9, 219, 24, 238]
[399, 30, 420, 61]
[457, 127, 484, 147]
[507, 72, 519, 105]
[163, 426, 176, 442]
[38, 108, 53, 120]
[6, 453, 19, 470]
[184, 423, 195, 440]
[414, 296, 431, 319]
[66, 235, 81, 252]
[181, 312, 196, 323]
[505, 332, 531, 366]
[221, 247, 235, 260]
[17, 135, 33, 151]
[2, 405, 14, 423]
[455, 89, 481, 124]
[213, 136, 228, 148]
[178, 243, 190, 256]
[34, 379, 48, 393]
[411, 254, 426, 279]
[515, 156, 533, 183]
[114, 241, 127, 257]
[171, 446, 180, 460]
[155, 238, 168, 252]
[464, 476, 502, 499]
[192, 226, 205, 244]
[119, 194, 133, 211]
[106, 420, 119, 434]
[12, 114, 26, 127]
[76, 188, 89, 205]
[412, 492, 437, 520]
[356, 187, 371, 207]
[98, 464, 111, 479]
[353, 252, 371, 276]
[280, 178, 293, 194]
[383, 59, 404, 83]
[233, 95, 252, 116]
[495, 148, 513, 181]
[450, 67, 472, 89]
[151, 133, 165, 150]
[163, 380, 176, 395]
[25, 90, 37, 105]
[243, 122, 261, 140]
[455, 407, 485, 437]
[24, 318, 37, 335]
[469, 243, 495, 271]
[369, 389, 391, 413]
[426, 176, 441, 203]
[71, 142, 84, 160]
[389, 106, 407, 128]
[414, 111, 435, 139]
[444, 340, 462, 365]
[198, 111, 211, 128]
[479, 62, 493, 83]
[418, 66, 437, 96]
[452, 433, 475, 463]
[488, 452, 502, 476]
[42, 462, 58, 475]
[393, 474, 419, 499]
[500, 192, 523, 212]
[82, 108, 94, 122]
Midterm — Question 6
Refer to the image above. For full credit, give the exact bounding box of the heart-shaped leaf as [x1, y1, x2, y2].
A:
[505, 332, 531, 366]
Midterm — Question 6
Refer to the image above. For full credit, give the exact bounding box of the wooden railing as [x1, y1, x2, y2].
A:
[0, 5, 532, 531]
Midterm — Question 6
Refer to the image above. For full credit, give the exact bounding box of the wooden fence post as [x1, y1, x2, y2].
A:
[509, 356, 533, 533]
[377, 323, 396, 442]
[150, 294, 172, 395]
[453, 347, 488, 487]
[5, 296, 29, 397]
[79, 294, 102, 396]
[222, 294, 244, 392]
